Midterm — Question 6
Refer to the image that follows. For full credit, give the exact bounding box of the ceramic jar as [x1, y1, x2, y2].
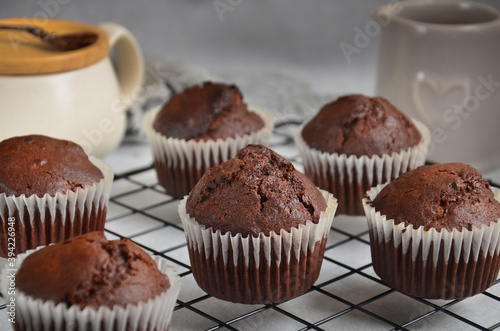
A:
[0, 18, 144, 157]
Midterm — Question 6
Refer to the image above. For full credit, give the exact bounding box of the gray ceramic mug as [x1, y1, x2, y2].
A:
[373, 0, 500, 171]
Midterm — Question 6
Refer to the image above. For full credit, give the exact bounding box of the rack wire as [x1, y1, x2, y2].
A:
[0, 121, 499, 331]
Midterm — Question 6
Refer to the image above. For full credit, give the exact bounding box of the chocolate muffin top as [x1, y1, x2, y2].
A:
[372, 163, 500, 232]
[301, 94, 421, 157]
[16, 231, 170, 309]
[0, 135, 104, 197]
[186, 144, 327, 237]
[153, 81, 264, 141]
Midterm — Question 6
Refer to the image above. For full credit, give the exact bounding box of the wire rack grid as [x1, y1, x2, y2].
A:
[1, 121, 499, 331]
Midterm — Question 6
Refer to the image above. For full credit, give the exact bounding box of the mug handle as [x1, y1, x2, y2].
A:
[98, 22, 144, 109]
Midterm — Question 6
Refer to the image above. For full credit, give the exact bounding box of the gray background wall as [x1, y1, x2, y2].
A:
[2, 0, 499, 96]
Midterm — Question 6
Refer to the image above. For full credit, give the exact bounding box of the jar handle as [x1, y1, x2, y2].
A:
[98, 22, 144, 110]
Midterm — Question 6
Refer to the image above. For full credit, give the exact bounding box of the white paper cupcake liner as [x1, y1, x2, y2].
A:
[179, 189, 337, 304]
[362, 184, 500, 299]
[143, 106, 275, 198]
[1, 248, 180, 331]
[294, 118, 431, 215]
[0, 157, 114, 258]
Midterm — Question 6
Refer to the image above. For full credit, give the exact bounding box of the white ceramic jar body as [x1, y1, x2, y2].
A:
[0, 58, 126, 157]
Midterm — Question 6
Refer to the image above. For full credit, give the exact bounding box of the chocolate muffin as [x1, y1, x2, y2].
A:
[17, 231, 169, 308]
[153, 82, 264, 141]
[144, 81, 274, 199]
[301, 94, 421, 157]
[6, 232, 180, 330]
[372, 163, 500, 231]
[186, 144, 327, 236]
[363, 163, 500, 299]
[0, 135, 103, 197]
[295, 94, 430, 215]
[180, 144, 338, 304]
[0, 135, 113, 258]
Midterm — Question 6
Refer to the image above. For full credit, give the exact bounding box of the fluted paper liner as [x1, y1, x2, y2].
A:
[295, 118, 430, 215]
[362, 184, 500, 299]
[143, 106, 275, 198]
[1, 248, 180, 331]
[0, 157, 113, 257]
[179, 189, 337, 304]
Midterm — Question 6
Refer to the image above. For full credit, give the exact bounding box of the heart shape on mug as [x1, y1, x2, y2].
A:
[412, 71, 470, 128]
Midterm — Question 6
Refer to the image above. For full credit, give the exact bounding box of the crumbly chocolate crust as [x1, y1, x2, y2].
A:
[16, 231, 170, 308]
[0, 135, 103, 197]
[372, 162, 500, 231]
[186, 144, 327, 237]
[153, 81, 264, 141]
[302, 94, 421, 157]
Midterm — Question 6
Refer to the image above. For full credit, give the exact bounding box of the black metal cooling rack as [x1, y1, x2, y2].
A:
[1, 121, 499, 331]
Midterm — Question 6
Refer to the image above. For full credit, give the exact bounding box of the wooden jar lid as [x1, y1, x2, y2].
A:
[0, 18, 109, 75]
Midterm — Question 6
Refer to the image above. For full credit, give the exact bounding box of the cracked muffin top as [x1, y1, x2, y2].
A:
[371, 163, 500, 232]
[16, 231, 170, 308]
[153, 81, 264, 141]
[186, 144, 327, 237]
[0, 135, 103, 197]
[301, 94, 421, 157]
